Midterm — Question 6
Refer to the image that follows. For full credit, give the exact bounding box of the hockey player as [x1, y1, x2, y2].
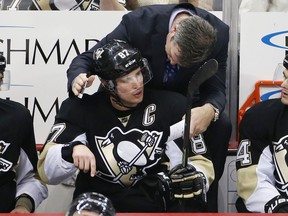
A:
[0, 54, 48, 212]
[236, 54, 288, 213]
[66, 3, 232, 212]
[66, 192, 116, 216]
[38, 40, 214, 212]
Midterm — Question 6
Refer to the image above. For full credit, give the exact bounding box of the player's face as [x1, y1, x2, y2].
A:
[0, 72, 3, 89]
[281, 69, 288, 105]
[165, 30, 181, 65]
[0, 72, 3, 83]
[115, 68, 144, 107]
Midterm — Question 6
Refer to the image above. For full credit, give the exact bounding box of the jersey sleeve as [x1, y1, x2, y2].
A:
[165, 92, 214, 191]
[15, 103, 48, 210]
[38, 143, 78, 184]
[165, 135, 214, 193]
[38, 97, 86, 184]
[16, 149, 48, 210]
[44, 97, 87, 145]
[188, 134, 214, 191]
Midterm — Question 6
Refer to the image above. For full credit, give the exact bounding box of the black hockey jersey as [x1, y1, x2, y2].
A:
[0, 98, 47, 212]
[236, 98, 288, 212]
[38, 89, 213, 212]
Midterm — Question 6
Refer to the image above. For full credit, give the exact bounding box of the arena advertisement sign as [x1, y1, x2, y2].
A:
[0, 11, 127, 144]
[239, 12, 288, 112]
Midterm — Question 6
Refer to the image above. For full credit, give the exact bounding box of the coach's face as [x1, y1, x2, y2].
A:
[115, 67, 144, 108]
[281, 69, 288, 105]
[165, 27, 181, 66]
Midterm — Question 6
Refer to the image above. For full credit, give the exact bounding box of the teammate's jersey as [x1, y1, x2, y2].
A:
[0, 98, 47, 212]
[0, 0, 125, 10]
[236, 98, 288, 212]
[38, 89, 213, 211]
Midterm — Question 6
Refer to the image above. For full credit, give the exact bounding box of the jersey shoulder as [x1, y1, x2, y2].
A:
[240, 98, 283, 135]
[243, 98, 282, 121]
[0, 98, 31, 121]
[143, 89, 186, 121]
[145, 89, 186, 107]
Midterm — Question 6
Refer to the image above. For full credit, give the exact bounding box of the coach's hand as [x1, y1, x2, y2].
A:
[72, 73, 95, 96]
[188, 104, 214, 137]
[168, 164, 207, 202]
[72, 144, 96, 177]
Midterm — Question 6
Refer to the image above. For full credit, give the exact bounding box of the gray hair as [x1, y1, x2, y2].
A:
[173, 15, 217, 68]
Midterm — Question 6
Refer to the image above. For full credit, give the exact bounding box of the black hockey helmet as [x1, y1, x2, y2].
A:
[283, 54, 288, 69]
[0, 54, 6, 72]
[93, 39, 152, 82]
[66, 192, 116, 216]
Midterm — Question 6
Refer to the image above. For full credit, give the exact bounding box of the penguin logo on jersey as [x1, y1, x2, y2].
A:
[0, 140, 12, 172]
[0, 140, 10, 154]
[273, 135, 288, 195]
[32, 0, 98, 10]
[95, 127, 163, 187]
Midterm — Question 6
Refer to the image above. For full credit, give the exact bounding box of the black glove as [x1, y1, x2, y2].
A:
[168, 164, 207, 202]
[138, 164, 207, 211]
[265, 195, 288, 213]
[137, 173, 172, 211]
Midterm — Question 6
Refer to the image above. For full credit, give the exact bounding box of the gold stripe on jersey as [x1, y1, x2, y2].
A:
[237, 165, 258, 203]
[37, 142, 57, 184]
[188, 155, 214, 186]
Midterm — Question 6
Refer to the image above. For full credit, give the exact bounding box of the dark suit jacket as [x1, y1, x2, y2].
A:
[67, 3, 229, 112]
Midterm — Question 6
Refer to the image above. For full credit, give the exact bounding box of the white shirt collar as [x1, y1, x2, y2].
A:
[169, 8, 195, 30]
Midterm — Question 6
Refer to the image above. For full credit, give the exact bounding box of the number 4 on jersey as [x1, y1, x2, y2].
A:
[236, 139, 252, 166]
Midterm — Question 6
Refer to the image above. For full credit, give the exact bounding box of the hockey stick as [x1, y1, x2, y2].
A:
[182, 59, 218, 168]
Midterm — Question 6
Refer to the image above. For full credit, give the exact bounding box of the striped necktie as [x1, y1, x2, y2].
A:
[163, 58, 179, 84]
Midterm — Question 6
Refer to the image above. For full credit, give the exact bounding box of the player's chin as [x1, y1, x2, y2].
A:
[281, 92, 288, 105]
[124, 95, 143, 107]
[133, 96, 143, 105]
